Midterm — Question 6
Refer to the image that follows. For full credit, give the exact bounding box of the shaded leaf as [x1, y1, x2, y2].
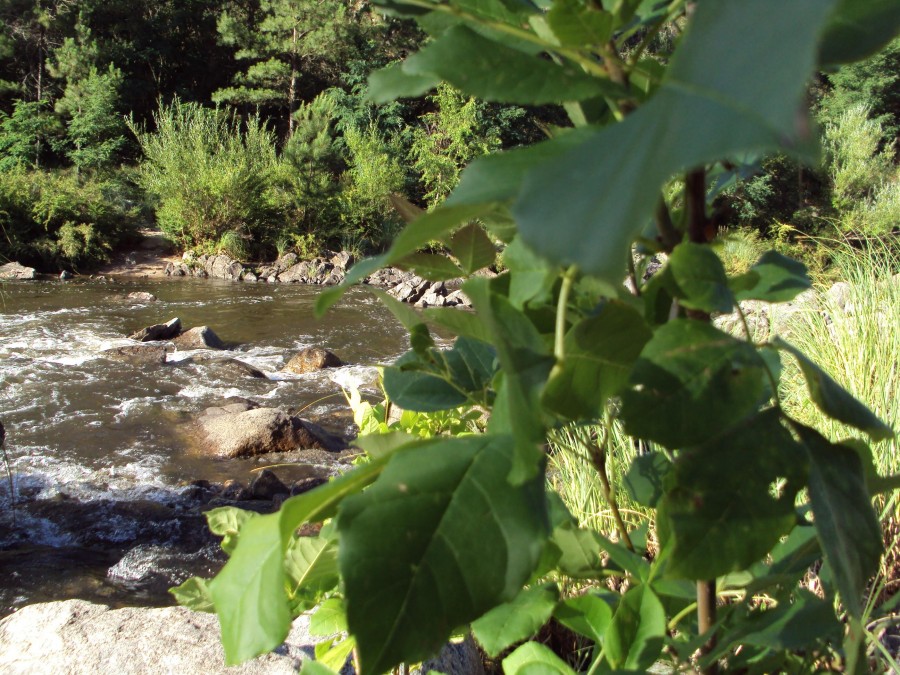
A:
[502, 236, 558, 309]
[620, 320, 768, 448]
[547, 0, 614, 46]
[795, 423, 883, 618]
[819, 0, 900, 65]
[451, 223, 496, 273]
[403, 26, 626, 104]
[367, 62, 439, 103]
[623, 452, 671, 508]
[774, 338, 894, 441]
[730, 251, 811, 303]
[668, 242, 734, 314]
[338, 435, 548, 674]
[471, 584, 559, 657]
[285, 535, 339, 603]
[543, 301, 652, 420]
[169, 576, 214, 613]
[604, 585, 666, 671]
[513, 1, 834, 283]
[397, 252, 464, 281]
[554, 593, 614, 643]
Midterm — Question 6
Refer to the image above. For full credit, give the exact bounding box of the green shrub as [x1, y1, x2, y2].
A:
[129, 99, 280, 257]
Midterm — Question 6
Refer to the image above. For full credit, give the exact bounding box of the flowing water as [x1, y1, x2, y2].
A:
[0, 276, 410, 614]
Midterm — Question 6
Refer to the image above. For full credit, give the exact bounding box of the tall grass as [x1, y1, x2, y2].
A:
[781, 244, 900, 490]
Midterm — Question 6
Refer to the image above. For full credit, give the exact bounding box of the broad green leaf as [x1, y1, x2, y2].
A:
[554, 593, 614, 643]
[513, 0, 836, 283]
[367, 62, 439, 103]
[550, 522, 605, 579]
[450, 223, 496, 273]
[424, 305, 493, 343]
[547, 0, 614, 46]
[795, 424, 883, 618]
[443, 336, 497, 396]
[204, 506, 258, 555]
[208, 512, 291, 665]
[623, 452, 671, 508]
[169, 576, 214, 612]
[604, 585, 666, 671]
[310, 598, 348, 636]
[403, 26, 626, 104]
[278, 456, 395, 545]
[773, 338, 894, 442]
[620, 319, 768, 448]
[543, 301, 652, 420]
[730, 251, 811, 303]
[299, 661, 339, 675]
[382, 361, 469, 412]
[354, 431, 419, 459]
[668, 242, 734, 314]
[819, 0, 900, 65]
[316, 636, 356, 672]
[370, 0, 431, 17]
[285, 535, 339, 602]
[337, 435, 548, 674]
[658, 409, 807, 580]
[366, 287, 430, 338]
[502, 236, 558, 309]
[471, 583, 559, 657]
[397, 252, 464, 281]
[502, 641, 577, 675]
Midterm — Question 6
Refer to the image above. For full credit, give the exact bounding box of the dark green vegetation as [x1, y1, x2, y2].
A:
[161, 2, 900, 674]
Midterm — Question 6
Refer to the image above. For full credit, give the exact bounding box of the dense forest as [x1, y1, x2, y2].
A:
[0, 0, 897, 273]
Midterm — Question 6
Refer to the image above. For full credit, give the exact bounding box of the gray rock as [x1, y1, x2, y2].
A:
[281, 347, 343, 374]
[278, 261, 312, 283]
[103, 344, 171, 366]
[0, 599, 315, 674]
[214, 359, 267, 379]
[59, 270, 73, 280]
[250, 469, 290, 500]
[128, 317, 181, 342]
[274, 252, 298, 273]
[206, 255, 244, 281]
[244, 271, 258, 283]
[172, 326, 227, 350]
[0, 262, 36, 280]
[198, 407, 326, 458]
[826, 281, 853, 313]
[330, 251, 353, 270]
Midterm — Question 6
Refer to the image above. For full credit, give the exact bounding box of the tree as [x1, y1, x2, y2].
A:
[214, 0, 358, 137]
[177, 3, 900, 674]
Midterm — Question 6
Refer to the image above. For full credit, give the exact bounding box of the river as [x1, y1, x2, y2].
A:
[0, 276, 410, 615]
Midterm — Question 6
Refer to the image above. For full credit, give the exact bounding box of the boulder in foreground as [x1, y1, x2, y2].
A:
[281, 347, 343, 374]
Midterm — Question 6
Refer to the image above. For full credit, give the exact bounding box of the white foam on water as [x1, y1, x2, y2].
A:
[330, 365, 380, 391]
[177, 383, 251, 400]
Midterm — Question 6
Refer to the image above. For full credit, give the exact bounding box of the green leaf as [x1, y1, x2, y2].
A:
[169, 576, 215, 613]
[730, 251, 811, 303]
[502, 236, 558, 309]
[668, 242, 734, 314]
[285, 534, 339, 603]
[424, 305, 493, 343]
[513, 0, 835, 283]
[658, 409, 807, 580]
[317, 636, 356, 672]
[819, 0, 900, 65]
[337, 435, 548, 674]
[623, 452, 671, 508]
[620, 319, 768, 448]
[471, 583, 559, 657]
[604, 585, 666, 672]
[550, 522, 606, 579]
[205, 506, 258, 555]
[366, 287, 430, 338]
[310, 598, 348, 636]
[795, 423, 883, 618]
[543, 301, 652, 420]
[299, 661, 339, 675]
[502, 641, 577, 675]
[450, 223, 496, 274]
[397, 252, 464, 281]
[402, 26, 626, 104]
[554, 593, 614, 643]
[382, 349, 471, 412]
[547, 0, 614, 46]
[208, 512, 292, 665]
[367, 62, 439, 103]
[773, 338, 894, 442]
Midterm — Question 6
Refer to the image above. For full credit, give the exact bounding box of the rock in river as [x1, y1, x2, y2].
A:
[0, 262, 36, 280]
[171, 326, 226, 350]
[281, 347, 343, 374]
[103, 344, 171, 366]
[128, 317, 181, 342]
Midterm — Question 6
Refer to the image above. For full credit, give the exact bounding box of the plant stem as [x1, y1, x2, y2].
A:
[586, 426, 635, 552]
[654, 195, 681, 251]
[555, 266, 578, 362]
[697, 580, 719, 674]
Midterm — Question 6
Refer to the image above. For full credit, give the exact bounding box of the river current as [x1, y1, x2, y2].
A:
[0, 276, 410, 613]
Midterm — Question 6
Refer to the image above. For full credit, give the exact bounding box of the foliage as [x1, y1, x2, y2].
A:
[408, 83, 501, 207]
[0, 166, 140, 268]
[128, 99, 280, 257]
[0, 99, 62, 170]
[177, 2, 900, 674]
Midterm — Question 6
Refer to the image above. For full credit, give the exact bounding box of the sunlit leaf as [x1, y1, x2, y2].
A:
[502, 641, 577, 675]
[604, 585, 666, 671]
[471, 583, 559, 657]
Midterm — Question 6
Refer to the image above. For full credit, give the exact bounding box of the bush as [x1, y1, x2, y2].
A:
[129, 99, 280, 258]
[0, 167, 140, 269]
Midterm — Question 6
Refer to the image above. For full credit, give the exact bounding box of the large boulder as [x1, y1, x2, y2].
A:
[0, 599, 313, 674]
[128, 317, 181, 342]
[0, 599, 484, 675]
[197, 406, 346, 458]
[103, 344, 171, 366]
[172, 326, 227, 350]
[0, 262, 36, 280]
[281, 347, 343, 374]
[205, 254, 244, 281]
